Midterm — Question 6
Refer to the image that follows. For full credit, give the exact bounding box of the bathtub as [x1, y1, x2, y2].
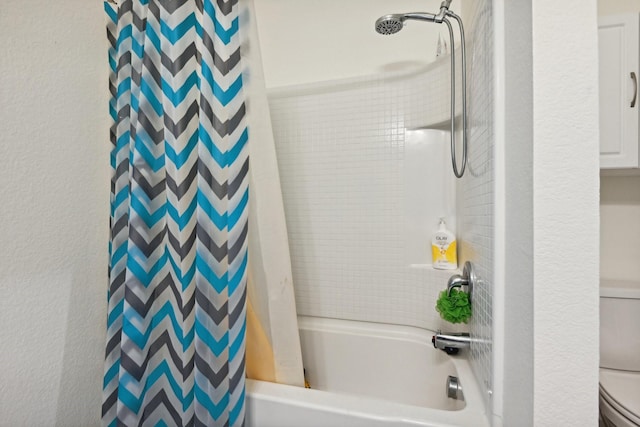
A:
[246, 317, 489, 427]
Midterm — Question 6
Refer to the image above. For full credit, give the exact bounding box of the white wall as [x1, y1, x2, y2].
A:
[0, 1, 110, 426]
[253, 0, 461, 88]
[531, 0, 600, 425]
[598, 0, 640, 283]
[497, 1, 601, 426]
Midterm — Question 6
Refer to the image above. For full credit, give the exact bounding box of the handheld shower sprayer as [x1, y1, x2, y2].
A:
[374, 1, 468, 178]
[375, 13, 437, 35]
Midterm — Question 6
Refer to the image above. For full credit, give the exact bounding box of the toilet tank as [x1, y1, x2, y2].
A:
[600, 279, 640, 371]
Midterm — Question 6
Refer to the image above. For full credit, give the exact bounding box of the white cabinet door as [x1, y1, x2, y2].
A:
[599, 14, 640, 169]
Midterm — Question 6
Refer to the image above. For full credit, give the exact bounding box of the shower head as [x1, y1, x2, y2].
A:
[374, 13, 439, 35]
[375, 14, 405, 35]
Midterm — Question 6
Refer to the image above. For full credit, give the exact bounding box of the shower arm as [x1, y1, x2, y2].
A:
[443, 12, 467, 178]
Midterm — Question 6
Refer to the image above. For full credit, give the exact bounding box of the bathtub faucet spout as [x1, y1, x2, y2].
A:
[432, 331, 471, 355]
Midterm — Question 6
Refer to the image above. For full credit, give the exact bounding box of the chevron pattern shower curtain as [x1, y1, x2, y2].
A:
[102, 0, 248, 425]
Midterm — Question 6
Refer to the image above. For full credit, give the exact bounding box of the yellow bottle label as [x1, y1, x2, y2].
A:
[432, 240, 457, 268]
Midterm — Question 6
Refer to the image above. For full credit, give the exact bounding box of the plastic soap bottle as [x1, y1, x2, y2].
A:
[431, 218, 457, 270]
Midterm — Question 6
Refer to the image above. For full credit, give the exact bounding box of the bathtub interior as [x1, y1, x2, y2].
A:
[297, 316, 466, 411]
[245, 316, 489, 427]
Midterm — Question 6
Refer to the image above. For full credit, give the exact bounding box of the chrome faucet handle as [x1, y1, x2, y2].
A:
[446, 275, 467, 296]
[446, 261, 477, 301]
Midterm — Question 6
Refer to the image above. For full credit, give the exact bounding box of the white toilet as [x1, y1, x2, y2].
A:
[600, 280, 640, 427]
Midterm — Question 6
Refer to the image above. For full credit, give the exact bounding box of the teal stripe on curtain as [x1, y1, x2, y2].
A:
[102, 0, 249, 425]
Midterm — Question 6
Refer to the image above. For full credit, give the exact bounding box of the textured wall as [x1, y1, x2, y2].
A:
[0, 1, 110, 426]
[531, 0, 600, 425]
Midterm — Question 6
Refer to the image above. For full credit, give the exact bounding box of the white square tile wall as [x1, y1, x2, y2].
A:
[268, 63, 467, 332]
[457, 0, 495, 414]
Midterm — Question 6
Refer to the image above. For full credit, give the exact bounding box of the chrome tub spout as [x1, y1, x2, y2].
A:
[432, 331, 471, 355]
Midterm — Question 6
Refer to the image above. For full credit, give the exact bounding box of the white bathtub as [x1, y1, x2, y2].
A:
[246, 317, 489, 427]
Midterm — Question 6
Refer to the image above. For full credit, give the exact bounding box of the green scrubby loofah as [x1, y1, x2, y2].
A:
[436, 288, 472, 324]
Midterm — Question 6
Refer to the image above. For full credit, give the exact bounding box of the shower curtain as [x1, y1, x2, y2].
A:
[102, 0, 303, 425]
[103, 1, 247, 425]
[238, 0, 305, 388]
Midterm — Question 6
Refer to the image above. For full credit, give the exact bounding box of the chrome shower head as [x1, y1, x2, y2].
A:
[375, 14, 405, 35]
[374, 13, 439, 35]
